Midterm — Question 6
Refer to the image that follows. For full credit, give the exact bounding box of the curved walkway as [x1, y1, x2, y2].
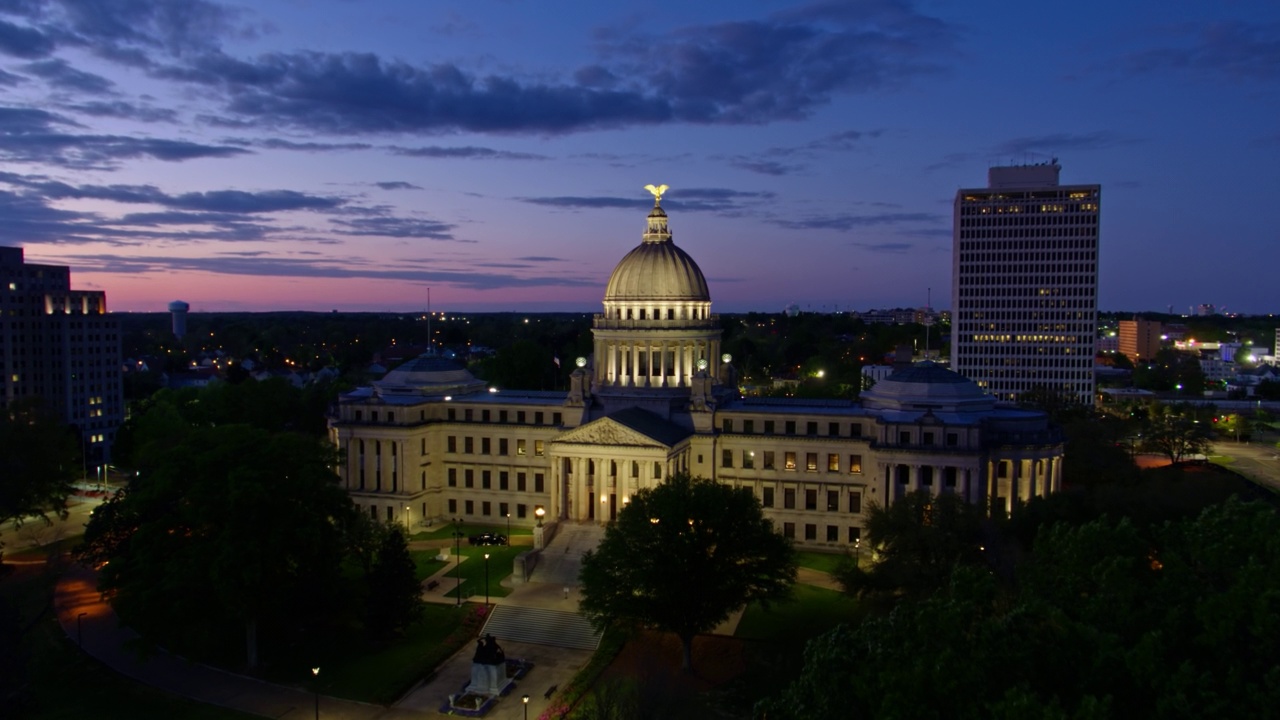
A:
[53, 529, 846, 719]
[55, 565, 428, 719]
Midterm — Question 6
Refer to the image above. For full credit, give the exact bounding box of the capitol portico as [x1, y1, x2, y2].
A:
[328, 190, 1064, 550]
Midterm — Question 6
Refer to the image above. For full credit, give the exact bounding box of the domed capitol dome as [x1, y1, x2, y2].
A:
[603, 204, 710, 302]
[591, 186, 723, 391]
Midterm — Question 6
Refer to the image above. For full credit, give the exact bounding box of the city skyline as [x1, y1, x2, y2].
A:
[0, 0, 1276, 314]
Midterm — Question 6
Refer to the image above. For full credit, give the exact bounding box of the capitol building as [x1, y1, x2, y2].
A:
[329, 193, 1064, 550]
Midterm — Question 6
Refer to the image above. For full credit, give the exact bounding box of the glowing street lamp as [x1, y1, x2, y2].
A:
[483, 553, 490, 606]
[535, 506, 545, 527]
[505, 512, 511, 545]
[522, 694, 530, 720]
[311, 667, 320, 720]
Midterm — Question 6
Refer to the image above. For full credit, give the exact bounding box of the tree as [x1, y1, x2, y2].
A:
[364, 524, 425, 638]
[834, 490, 983, 599]
[579, 474, 795, 672]
[79, 424, 354, 670]
[1141, 407, 1213, 464]
[0, 398, 79, 538]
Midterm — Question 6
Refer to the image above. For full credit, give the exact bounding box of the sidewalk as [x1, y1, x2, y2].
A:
[55, 565, 430, 719]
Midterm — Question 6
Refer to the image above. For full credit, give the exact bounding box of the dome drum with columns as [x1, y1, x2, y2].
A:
[328, 187, 1065, 548]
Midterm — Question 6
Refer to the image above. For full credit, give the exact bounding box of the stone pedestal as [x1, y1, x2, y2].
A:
[533, 525, 545, 550]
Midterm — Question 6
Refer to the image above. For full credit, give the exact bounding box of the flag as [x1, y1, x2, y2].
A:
[553, 355, 561, 368]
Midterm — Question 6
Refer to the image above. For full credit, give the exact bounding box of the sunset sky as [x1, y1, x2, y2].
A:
[1, 0, 1277, 314]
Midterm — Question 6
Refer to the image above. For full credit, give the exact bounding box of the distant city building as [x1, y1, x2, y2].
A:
[951, 162, 1100, 403]
[1096, 335, 1120, 353]
[1196, 304, 1217, 316]
[168, 300, 190, 339]
[1119, 318, 1162, 362]
[0, 247, 123, 466]
[330, 196, 1064, 546]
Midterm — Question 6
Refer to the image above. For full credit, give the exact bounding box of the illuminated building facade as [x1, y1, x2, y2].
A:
[0, 246, 123, 466]
[1119, 318, 1162, 363]
[951, 163, 1100, 403]
[331, 196, 1064, 548]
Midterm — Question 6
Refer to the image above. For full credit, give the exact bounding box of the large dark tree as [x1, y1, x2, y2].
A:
[762, 499, 1280, 720]
[834, 490, 983, 599]
[579, 474, 795, 672]
[364, 523, 424, 638]
[79, 424, 354, 670]
[0, 398, 79, 536]
[1141, 406, 1213, 465]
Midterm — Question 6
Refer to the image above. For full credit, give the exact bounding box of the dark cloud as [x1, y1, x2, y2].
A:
[0, 18, 54, 58]
[850, 242, 913, 253]
[70, 1, 951, 135]
[515, 256, 564, 262]
[169, 189, 341, 213]
[57, 253, 599, 291]
[520, 187, 772, 214]
[23, 58, 113, 93]
[252, 138, 373, 152]
[391, 145, 547, 160]
[770, 212, 940, 231]
[1125, 21, 1280, 81]
[0, 187, 107, 244]
[375, 181, 421, 190]
[60, 100, 177, 122]
[727, 158, 801, 176]
[329, 215, 460, 242]
[0, 108, 249, 167]
[993, 132, 1137, 158]
[0, 67, 24, 85]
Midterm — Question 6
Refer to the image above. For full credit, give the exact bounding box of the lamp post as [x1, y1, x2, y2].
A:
[404, 505, 411, 530]
[483, 553, 490, 606]
[452, 518, 464, 606]
[505, 512, 511, 545]
[311, 667, 320, 720]
[854, 538, 861, 568]
[522, 694, 530, 720]
[535, 506, 545, 527]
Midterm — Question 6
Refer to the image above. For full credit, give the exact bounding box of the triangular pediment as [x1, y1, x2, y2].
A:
[554, 416, 670, 448]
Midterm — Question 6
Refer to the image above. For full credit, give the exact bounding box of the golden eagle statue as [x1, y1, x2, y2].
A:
[643, 184, 669, 205]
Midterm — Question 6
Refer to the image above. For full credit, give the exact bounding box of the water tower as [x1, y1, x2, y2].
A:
[168, 300, 190, 339]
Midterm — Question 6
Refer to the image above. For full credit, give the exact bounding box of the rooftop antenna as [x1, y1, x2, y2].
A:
[427, 287, 433, 355]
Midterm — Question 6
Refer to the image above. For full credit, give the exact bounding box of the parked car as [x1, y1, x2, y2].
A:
[468, 532, 507, 546]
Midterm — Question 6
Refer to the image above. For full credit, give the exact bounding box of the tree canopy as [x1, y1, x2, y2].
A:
[0, 398, 79, 537]
[1141, 405, 1213, 465]
[834, 490, 984, 599]
[579, 473, 795, 672]
[80, 418, 355, 669]
[763, 499, 1280, 720]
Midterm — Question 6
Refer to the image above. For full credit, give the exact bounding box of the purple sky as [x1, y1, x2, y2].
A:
[1, 0, 1277, 314]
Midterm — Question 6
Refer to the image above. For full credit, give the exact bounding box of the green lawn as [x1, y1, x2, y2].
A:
[304, 603, 480, 705]
[735, 584, 864, 644]
[409, 520, 531, 542]
[794, 550, 850, 574]
[442, 545, 522, 600]
[409, 550, 448, 582]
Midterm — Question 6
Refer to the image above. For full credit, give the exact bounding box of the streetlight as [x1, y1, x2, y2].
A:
[534, 506, 545, 527]
[854, 538, 861, 567]
[601, 495, 608, 523]
[522, 694, 530, 720]
[311, 667, 320, 720]
[404, 505, 411, 530]
[505, 512, 511, 545]
[452, 518, 464, 606]
[483, 553, 490, 606]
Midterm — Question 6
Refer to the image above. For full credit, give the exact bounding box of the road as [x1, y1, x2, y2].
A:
[1212, 439, 1280, 494]
[0, 490, 105, 553]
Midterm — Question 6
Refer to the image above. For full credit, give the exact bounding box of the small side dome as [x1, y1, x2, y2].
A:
[374, 354, 486, 397]
[861, 361, 994, 412]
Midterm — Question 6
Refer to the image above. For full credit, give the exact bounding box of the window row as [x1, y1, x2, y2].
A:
[781, 523, 862, 544]
[447, 468, 546, 493]
[447, 436, 545, 457]
[447, 498, 544, 520]
[448, 408, 562, 425]
[724, 450, 865, 473]
[762, 487, 863, 514]
[721, 418, 864, 438]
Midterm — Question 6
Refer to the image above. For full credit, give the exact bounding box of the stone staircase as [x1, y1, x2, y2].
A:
[480, 605, 601, 650]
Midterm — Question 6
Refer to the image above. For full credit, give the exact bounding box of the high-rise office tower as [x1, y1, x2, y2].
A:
[951, 163, 1100, 404]
[0, 247, 123, 466]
